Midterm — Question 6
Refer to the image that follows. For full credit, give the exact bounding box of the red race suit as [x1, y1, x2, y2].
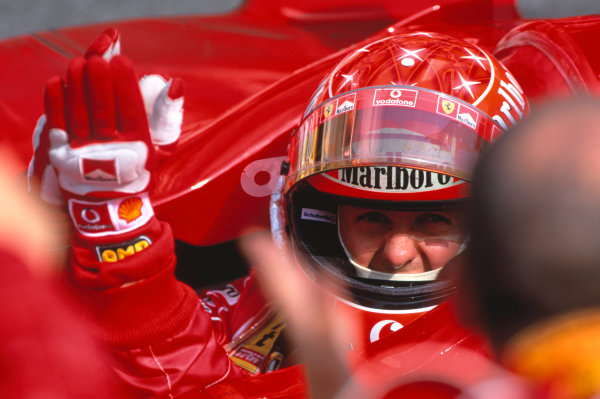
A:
[71, 216, 278, 398]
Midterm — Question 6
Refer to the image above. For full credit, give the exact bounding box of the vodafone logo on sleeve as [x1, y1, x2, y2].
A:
[70, 201, 115, 234]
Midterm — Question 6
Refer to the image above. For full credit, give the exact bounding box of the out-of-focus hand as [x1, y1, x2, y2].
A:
[0, 147, 63, 276]
[240, 233, 475, 399]
[240, 232, 366, 399]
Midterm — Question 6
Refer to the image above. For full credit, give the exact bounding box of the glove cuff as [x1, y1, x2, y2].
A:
[70, 221, 200, 347]
[70, 214, 169, 288]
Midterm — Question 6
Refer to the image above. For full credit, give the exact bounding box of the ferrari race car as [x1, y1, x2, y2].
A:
[1, 0, 599, 397]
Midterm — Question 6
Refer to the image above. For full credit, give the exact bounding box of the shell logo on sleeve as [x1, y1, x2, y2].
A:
[118, 197, 143, 223]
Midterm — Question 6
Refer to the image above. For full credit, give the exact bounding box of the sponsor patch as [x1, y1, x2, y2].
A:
[96, 235, 152, 263]
[118, 197, 143, 223]
[81, 158, 118, 182]
[373, 88, 417, 107]
[70, 201, 116, 234]
[229, 314, 286, 374]
[68, 194, 154, 237]
[301, 208, 337, 224]
[437, 97, 458, 118]
[457, 104, 479, 129]
[335, 93, 356, 115]
[319, 93, 357, 123]
[435, 95, 479, 130]
[320, 101, 335, 123]
[329, 166, 461, 193]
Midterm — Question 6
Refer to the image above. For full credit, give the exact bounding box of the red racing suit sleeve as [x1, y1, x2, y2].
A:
[35, 49, 273, 397]
[69, 216, 270, 397]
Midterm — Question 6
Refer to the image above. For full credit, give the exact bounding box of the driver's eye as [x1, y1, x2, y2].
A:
[415, 213, 451, 226]
[356, 211, 390, 224]
[413, 212, 459, 237]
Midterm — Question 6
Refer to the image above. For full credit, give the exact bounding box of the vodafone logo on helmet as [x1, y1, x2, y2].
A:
[373, 88, 418, 107]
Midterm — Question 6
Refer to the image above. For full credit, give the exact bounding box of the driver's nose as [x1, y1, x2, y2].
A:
[370, 234, 420, 273]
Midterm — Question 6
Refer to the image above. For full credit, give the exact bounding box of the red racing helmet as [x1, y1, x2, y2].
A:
[272, 32, 529, 347]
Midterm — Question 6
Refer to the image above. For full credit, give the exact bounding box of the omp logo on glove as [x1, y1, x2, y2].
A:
[68, 194, 153, 237]
[96, 235, 152, 263]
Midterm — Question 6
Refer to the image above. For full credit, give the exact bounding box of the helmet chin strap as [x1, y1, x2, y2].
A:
[336, 211, 468, 282]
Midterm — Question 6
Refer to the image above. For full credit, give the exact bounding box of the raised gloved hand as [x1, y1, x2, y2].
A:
[39, 52, 182, 289]
[48, 55, 157, 231]
[28, 28, 183, 207]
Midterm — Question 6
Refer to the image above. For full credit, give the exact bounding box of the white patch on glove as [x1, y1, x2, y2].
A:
[101, 38, 121, 61]
[31, 114, 45, 150]
[139, 75, 183, 146]
[49, 128, 150, 196]
[27, 115, 66, 206]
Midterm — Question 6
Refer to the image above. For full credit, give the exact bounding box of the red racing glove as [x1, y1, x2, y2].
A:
[85, 27, 184, 148]
[28, 28, 183, 207]
[45, 53, 182, 290]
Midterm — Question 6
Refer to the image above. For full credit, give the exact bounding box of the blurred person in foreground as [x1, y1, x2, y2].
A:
[0, 148, 127, 398]
[457, 97, 600, 399]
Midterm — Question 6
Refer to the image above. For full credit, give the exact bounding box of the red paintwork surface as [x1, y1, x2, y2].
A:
[1, 1, 599, 397]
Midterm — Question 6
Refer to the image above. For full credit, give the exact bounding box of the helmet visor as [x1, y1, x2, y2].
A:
[285, 86, 501, 193]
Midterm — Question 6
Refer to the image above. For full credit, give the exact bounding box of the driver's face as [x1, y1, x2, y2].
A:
[338, 204, 466, 274]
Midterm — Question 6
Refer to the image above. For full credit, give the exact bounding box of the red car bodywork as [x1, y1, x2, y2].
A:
[1, 1, 599, 397]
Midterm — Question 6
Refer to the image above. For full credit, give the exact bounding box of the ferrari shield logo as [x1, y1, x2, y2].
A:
[319, 101, 337, 123]
[441, 100, 455, 114]
[436, 96, 458, 118]
[323, 103, 334, 118]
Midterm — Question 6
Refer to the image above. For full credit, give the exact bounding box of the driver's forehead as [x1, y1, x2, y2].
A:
[338, 204, 461, 221]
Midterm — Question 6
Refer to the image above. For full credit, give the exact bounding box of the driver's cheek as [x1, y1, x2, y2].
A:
[418, 240, 463, 270]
